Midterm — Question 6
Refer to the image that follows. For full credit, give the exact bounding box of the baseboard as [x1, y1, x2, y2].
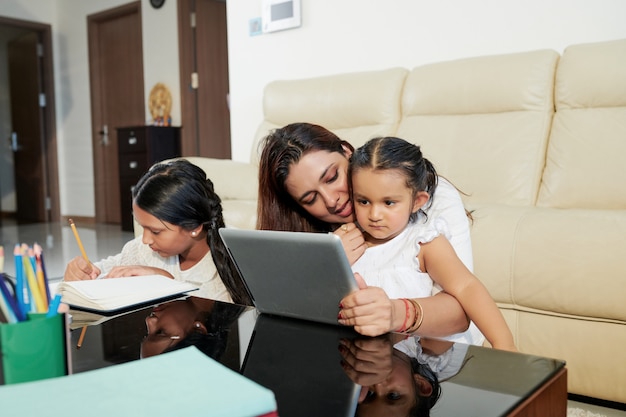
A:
[61, 216, 97, 225]
[0, 211, 16, 220]
[568, 394, 626, 412]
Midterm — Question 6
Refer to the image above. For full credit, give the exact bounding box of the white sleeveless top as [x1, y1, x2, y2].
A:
[352, 209, 484, 345]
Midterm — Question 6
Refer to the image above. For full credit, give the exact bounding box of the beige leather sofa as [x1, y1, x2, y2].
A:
[169, 39, 626, 403]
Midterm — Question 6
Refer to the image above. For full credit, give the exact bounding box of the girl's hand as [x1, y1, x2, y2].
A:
[105, 266, 174, 279]
[338, 273, 401, 336]
[339, 335, 394, 386]
[64, 256, 100, 281]
[335, 222, 366, 265]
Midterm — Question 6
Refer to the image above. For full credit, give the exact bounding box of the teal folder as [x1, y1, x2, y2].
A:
[0, 346, 277, 417]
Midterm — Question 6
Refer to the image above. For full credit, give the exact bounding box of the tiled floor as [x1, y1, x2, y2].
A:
[0, 220, 135, 281]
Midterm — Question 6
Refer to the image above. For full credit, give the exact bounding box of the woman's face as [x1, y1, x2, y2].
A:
[284, 149, 354, 225]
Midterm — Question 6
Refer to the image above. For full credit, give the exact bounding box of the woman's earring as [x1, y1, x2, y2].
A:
[191, 231, 197, 237]
[194, 322, 201, 328]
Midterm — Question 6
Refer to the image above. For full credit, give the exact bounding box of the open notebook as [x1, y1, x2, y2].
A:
[56, 275, 198, 314]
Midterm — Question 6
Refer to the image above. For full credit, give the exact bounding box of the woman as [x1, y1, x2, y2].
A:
[257, 123, 473, 338]
[64, 159, 252, 305]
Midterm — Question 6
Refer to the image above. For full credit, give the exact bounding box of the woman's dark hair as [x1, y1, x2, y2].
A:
[257, 122, 354, 232]
[132, 159, 252, 305]
[350, 136, 438, 222]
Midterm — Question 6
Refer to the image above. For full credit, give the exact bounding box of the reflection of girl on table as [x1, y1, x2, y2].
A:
[340, 334, 442, 416]
[63, 160, 251, 305]
[339, 137, 515, 351]
[141, 297, 245, 360]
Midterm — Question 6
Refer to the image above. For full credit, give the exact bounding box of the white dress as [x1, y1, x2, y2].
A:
[352, 193, 484, 345]
[423, 177, 473, 272]
[94, 237, 232, 302]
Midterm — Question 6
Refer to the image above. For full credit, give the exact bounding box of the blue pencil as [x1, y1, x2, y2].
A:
[14, 244, 30, 317]
[46, 294, 63, 318]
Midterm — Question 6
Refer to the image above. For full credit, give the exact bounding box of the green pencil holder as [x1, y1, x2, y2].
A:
[0, 313, 70, 385]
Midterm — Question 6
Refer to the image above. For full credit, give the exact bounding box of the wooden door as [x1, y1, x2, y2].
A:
[179, 0, 231, 158]
[88, 3, 144, 224]
[8, 32, 48, 223]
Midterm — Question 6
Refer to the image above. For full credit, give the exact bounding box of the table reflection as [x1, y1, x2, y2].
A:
[70, 298, 564, 417]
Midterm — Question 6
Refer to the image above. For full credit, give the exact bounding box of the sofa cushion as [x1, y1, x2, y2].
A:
[511, 207, 626, 322]
[397, 50, 559, 207]
[466, 204, 536, 305]
[252, 67, 409, 164]
[538, 39, 626, 209]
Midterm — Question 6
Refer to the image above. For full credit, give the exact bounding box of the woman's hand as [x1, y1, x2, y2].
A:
[334, 222, 366, 265]
[339, 335, 394, 386]
[63, 256, 100, 281]
[338, 273, 403, 336]
[105, 266, 174, 279]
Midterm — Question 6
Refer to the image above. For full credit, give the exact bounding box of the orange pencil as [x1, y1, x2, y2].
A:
[68, 219, 90, 349]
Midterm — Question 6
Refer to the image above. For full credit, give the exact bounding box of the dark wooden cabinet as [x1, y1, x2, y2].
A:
[117, 126, 181, 231]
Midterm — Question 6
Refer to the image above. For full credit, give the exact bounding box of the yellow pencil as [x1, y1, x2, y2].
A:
[68, 219, 90, 349]
[69, 219, 90, 263]
[24, 247, 46, 312]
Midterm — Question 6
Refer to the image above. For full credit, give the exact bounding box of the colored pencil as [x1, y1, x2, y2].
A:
[69, 219, 90, 263]
[69, 219, 90, 348]
[0, 245, 4, 273]
[25, 247, 46, 312]
[14, 244, 30, 316]
[34, 243, 52, 304]
[33, 243, 51, 308]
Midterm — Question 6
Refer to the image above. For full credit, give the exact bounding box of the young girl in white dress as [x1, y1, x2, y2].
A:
[348, 136, 516, 351]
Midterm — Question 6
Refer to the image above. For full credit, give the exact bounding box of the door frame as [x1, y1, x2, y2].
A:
[0, 16, 59, 222]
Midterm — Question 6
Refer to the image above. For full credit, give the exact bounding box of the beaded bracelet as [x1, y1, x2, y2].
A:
[405, 298, 424, 334]
[398, 298, 411, 332]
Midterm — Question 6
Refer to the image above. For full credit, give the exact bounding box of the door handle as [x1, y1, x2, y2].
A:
[10, 132, 18, 152]
[99, 124, 109, 146]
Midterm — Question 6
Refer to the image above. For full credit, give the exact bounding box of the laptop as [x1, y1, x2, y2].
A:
[218, 228, 359, 325]
[241, 314, 361, 417]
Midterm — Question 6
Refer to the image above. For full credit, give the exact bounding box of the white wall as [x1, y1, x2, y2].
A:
[2, 0, 626, 218]
[226, 0, 626, 162]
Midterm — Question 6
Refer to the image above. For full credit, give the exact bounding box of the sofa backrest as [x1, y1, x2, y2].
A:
[537, 38, 626, 209]
[397, 50, 559, 207]
[251, 67, 408, 165]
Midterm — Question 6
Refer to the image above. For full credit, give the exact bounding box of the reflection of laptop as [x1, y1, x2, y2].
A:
[218, 228, 358, 325]
[241, 314, 361, 417]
